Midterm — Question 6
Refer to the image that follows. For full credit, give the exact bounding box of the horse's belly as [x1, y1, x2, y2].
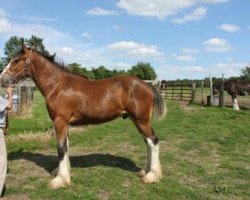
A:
[70, 110, 124, 125]
[69, 114, 121, 125]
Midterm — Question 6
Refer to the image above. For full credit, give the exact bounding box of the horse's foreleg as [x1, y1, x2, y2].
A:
[49, 118, 71, 189]
[142, 136, 162, 183]
[232, 97, 240, 111]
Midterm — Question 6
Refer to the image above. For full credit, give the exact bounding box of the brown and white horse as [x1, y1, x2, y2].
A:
[213, 80, 250, 110]
[0, 43, 166, 188]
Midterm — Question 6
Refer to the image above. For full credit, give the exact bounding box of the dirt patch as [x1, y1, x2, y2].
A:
[97, 190, 111, 200]
[6, 126, 87, 142]
[174, 100, 198, 112]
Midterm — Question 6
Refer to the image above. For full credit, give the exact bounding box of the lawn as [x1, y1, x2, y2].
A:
[4, 100, 250, 200]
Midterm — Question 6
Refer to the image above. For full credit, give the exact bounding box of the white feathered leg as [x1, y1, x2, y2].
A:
[142, 138, 162, 183]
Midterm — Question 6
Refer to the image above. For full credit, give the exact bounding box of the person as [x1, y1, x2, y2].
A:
[0, 87, 13, 198]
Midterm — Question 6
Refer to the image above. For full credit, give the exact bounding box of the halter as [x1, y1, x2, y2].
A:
[6, 50, 32, 83]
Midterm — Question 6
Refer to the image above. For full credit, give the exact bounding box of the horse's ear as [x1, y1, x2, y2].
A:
[21, 39, 29, 53]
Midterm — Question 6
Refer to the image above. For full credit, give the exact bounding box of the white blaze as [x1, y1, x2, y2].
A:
[0, 61, 11, 82]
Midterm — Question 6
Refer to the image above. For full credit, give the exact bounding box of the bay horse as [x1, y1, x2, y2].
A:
[213, 80, 250, 110]
[0, 43, 166, 189]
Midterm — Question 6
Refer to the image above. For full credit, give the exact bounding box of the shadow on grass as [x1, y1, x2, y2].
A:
[8, 150, 141, 174]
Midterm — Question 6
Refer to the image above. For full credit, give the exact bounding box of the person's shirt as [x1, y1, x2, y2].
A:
[0, 96, 8, 128]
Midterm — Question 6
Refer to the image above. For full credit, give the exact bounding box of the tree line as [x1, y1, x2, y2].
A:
[0, 35, 157, 80]
[68, 62, 157, 80]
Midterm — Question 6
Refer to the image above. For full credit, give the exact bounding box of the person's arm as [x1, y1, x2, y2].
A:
[5, 87, 13, 111]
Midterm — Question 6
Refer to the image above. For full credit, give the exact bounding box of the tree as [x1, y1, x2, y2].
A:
[68, 63, 96, 79]
[27, 35, 50, 57]
[0, 35, 51, 72]
[68, 63, 82, 74]
[240, 65, 250, 80]
[129, 62, 157, 80]
[92, 66, 109, 79]
[4, 36, 23, 60]
[0, 57, 8, 72]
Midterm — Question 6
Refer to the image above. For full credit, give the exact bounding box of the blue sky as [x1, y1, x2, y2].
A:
[0, 0, 249, 80]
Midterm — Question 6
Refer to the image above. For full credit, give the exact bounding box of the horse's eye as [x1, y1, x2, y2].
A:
[13, 59, 19, 64]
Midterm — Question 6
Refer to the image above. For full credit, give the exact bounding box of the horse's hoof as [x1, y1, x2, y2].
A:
[48, 176, 70, 189]
[141, 172, 162, 184]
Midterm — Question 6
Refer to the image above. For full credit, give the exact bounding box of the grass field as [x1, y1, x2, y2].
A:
[4, 101, 250, 200]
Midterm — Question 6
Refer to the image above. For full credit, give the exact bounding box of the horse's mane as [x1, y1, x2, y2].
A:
[37, 50, 90, 80]
[15, 48, 90, 80]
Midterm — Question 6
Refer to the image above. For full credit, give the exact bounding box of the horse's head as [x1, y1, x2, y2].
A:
[0, 42, 32, 87]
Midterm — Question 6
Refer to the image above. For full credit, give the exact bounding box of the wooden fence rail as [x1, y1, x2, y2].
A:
[160, 81, 196, 102]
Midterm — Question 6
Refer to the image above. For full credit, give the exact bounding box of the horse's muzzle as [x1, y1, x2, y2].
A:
[0, 73, 14, 87]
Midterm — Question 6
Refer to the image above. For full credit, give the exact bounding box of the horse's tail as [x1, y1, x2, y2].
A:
[152, 86, 167, 120]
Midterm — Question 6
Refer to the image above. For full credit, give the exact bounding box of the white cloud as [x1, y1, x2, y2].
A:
[218, 23, 240, 33]
[0, 17, 12, 33]
[211, 62, 246, 78]
[0, 14, 72, 49]
[106, 41, 164, 58]
[156, 60, 244, 80]
[86, 7, 118, 16]
[173, 54, 197, 61]
[117, 0, 227, 20]
[204, 37, 231, 52]
[157, 65, 208, 80]
[60, 47, 74, 54]
[114, 62, 131, 70]
[14, 15, 58, 22]
[0, 9, 7, 17]
[172, 6, 207, 24]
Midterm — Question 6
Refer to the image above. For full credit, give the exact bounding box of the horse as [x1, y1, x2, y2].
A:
[0, 42, 166, 189]
[213, 80, 250, 110]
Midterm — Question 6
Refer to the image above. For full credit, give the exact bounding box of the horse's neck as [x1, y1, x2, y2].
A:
[31, 57, 64, 98]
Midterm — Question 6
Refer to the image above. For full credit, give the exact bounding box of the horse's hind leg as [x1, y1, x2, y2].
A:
[134, 120, 162, 183]
[49, 118, 71, 189]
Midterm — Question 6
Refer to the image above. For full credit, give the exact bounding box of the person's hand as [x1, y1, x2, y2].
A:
[5, 86, 13, 96]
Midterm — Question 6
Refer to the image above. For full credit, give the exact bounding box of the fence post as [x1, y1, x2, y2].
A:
[17, 86, 21, 115]
[180, 81, 183, 101]
[172, 82, 174, 100]
[209, 71, 213, 106]
[190, 82, 196, 103]
[201, 81, 205, 106]
[219, 81, 224, 107]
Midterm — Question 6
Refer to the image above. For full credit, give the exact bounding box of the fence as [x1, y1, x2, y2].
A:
[0, 79, 53, 134]
[160, 80, 250, 108]
[0, 79, 36, 117]
[160, 81, 197, 102]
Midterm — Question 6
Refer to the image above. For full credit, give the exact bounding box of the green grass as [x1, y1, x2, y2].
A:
[4, 101, 250, 200]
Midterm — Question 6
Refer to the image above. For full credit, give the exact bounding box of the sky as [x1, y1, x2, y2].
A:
[0, 0, 249, 80]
